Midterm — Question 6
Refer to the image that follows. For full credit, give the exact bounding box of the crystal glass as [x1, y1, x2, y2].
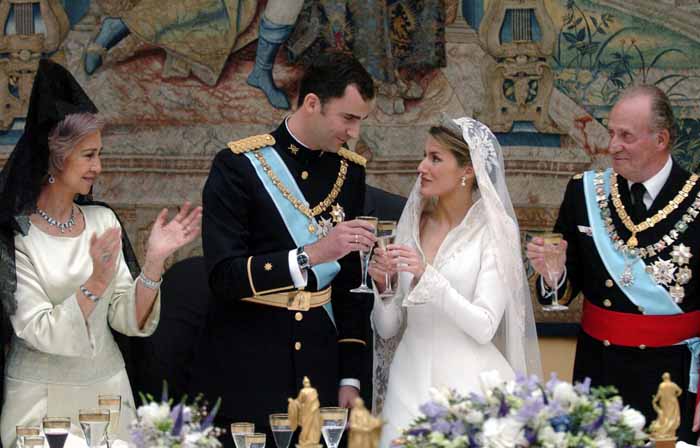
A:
[350, 216, 378, 293]
[320, 407, 348, 448]
[540, 232, 568, 311]
[243, 433, 266, 448]
[21, 436, 45, 448]
[16, 426, 41, 448]
[269, 414, 292, 448]
[230, 422, 255, 448]
[98, 394, 121, 442]
[78, 409, 110, 448]
[43, 417, 71, 448]
[375, 220, 397, 298]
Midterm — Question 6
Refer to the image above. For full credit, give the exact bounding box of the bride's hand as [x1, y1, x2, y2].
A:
[387, 244, 425, 279]
[368, 248, 394, 293]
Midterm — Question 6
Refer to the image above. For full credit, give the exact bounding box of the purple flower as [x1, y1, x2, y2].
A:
[516, 398, 545, 423]
[549, 415, 571, 432]
[546, 372, 560, 393]
[407, 426, 431, 437]
[575, 377, 592, 395]
[420, 401, 448, 419]
[431, 418, 452, 434]
[451, 420, 467, 436]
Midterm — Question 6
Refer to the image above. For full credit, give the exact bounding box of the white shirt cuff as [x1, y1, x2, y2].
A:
[340, 378, 360, 390]
[288, 249, 308, 288]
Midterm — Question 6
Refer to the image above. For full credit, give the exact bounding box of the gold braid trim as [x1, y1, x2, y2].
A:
[338, 148, 367, 167]
[253, 151, 348, 219]
[228, 134, 276, 154]
[338, 338, 367, 346]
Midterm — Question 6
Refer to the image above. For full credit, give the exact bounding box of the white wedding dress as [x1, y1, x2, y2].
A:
[372, 117, 541, 447]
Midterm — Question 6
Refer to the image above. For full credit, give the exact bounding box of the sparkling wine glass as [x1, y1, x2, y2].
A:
[243, 433, 266, 448]
[269, 414, 293, 448]
[375, 220, 398, 298]
[98, 394, 121, 443]
[320, 407, 348, 448]
[16, 425, 41, 448]
[21, 436, 45, 448]
[43, 417, 71, 448]
[350, 216, 378, 293]
[230, 422, 255, 448]
[541, 232, 568, 311]
[78, 409, 110, 448]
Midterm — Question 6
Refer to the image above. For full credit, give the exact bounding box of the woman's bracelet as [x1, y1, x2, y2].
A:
[80, 284, 100, 303]
[139, 270, 163, 289]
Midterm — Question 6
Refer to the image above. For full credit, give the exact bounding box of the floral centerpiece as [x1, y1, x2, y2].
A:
[394, 371, 648, 448]
[129, 384, 223, 448]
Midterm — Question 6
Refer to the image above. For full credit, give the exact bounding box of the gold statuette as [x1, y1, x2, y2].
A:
[348, 398, 383, 448]
[649, 372, 682, 447]
[288, 376, 323, 448]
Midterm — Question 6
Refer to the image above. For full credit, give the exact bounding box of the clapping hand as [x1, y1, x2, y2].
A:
[89, 227, 122, 287]
[146, 201, 203, 262]
[526, 236, 568, 288]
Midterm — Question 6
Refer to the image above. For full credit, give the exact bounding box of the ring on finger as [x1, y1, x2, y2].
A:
[354, 234, 359, 244]
[101, 253, 111, 263]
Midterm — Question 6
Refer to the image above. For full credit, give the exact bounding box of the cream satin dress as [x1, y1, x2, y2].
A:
[372, 199, 515, 447]
[0, 205, 160, 447]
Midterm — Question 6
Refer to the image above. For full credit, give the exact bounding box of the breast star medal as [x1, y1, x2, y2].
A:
[317, 216, 334, 238]
[330, 203, 345, 223]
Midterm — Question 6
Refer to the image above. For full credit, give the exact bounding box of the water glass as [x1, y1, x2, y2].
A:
[21, 436, 45, 448]
[230, 422, 255, 448]
[98, 394, 122, 441]
[269, 414, 293, 448]
[15, 426, 41, 448]
[320, 407, 348, 448]
[243, 433, 266, 448]
[78, 408, 110, 448]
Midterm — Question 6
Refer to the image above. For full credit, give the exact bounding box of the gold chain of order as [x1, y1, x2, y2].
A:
[610, 172, 698, 247]
[254, 151, 348, 219]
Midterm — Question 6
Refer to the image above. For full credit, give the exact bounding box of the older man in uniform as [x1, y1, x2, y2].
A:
[528, 85, 700, 442]
[189, 52, 376, 446]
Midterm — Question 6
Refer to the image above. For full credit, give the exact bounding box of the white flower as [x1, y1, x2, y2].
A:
[538, 426, 567, 448]
[552, 382, 579, 407]
[621, 407, 646, 434]
[594, 436, 616, 448]
[137, 402, 171, 427]
[465, 410, 484, 424]
[482, 417, 525, 448]
[479, 370, 504, 395]
[428, 386, 450, 408]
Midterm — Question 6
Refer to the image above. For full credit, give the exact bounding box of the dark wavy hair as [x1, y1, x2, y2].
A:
[297, 51, 375, 108]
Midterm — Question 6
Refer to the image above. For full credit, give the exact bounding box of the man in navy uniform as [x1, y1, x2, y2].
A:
[189, 51, 376, 446]
[528, 85, 700, 441]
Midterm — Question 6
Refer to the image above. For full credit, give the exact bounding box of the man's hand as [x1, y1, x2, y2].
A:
[306, 219, 376, 266]
[338, 385, 360, 408]
[526, 237, 568, 288]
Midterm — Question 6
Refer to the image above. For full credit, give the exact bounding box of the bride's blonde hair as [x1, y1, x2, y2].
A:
[428, 125, 471, 167]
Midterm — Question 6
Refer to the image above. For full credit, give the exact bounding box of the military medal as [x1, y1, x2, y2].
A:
[330, 203, 345, 223]
[317, 216, 334, 237]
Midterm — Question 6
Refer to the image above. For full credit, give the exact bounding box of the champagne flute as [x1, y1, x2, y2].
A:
[243, 433, 266, 448]
[320, 407, 348, 448]
[16, 425, 41, 448]
[230, 422, 255, 448]
[376, 220, 397, 298]
[21, 436, 45, 448]
[42, 417, 71, 448]
[269, 414, 293, 448]
[98, 394, 121, 443]
[541, 232, 568, 311]
[350, 216, 378, 293]
[78, 409, 110, 448]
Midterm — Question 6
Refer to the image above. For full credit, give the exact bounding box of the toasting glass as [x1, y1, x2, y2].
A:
[350, 216, 378, 293]
[540, 232, 568, 311]
[375, 220, 398, 297]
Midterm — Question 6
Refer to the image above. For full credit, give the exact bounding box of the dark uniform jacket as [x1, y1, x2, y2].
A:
[189, 122, 371, 440]
[538, 160, 700, 441]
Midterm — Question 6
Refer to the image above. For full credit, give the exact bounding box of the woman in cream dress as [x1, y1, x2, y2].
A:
[369, 117, 542, 446]
[0, 60, 202, 447]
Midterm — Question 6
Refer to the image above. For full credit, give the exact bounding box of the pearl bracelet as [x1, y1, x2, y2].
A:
[80, 284, 100, 303]
[139, 270, 162, 289]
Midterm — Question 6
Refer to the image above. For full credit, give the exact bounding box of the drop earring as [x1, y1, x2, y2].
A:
[460, 175, 467, 187]
[48, 174, 55, 184]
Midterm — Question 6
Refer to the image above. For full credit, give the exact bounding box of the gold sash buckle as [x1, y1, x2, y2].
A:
[242, 288, 331, 311]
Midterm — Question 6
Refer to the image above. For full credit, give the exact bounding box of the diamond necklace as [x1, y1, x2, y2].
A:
[36, 205, 76, 233]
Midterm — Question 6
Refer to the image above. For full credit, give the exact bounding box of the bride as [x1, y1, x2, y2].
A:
[369, 116, 542, 446]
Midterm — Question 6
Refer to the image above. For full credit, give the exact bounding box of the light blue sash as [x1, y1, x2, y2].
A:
[583, 169, 682, 315]
[245, 147, 338, 327]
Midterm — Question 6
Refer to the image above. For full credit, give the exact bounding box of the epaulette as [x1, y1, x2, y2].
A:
[338, 148, 367, 167]
[227, 134, 276, 154]
[572, 172, 584, 180]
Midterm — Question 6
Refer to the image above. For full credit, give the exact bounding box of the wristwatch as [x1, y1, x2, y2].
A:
[297, 246, 311, 270]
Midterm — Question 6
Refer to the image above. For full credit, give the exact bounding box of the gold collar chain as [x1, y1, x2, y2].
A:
[610, 172, 698, 247]
[254, 151, 348, 221]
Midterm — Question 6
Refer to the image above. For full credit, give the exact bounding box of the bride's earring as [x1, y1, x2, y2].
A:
[48, 174, 55, 184]
[460, 175, 467, 187]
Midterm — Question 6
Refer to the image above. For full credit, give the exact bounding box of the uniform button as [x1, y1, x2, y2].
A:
[639, 344, 646, 350]
[295, 312, 303, 322]
[603, 340, 611, 347]
[605, 279, 614, 288]
[294, 342, 302, 351]
[301, 171, 309, 180]
[603, 299, 612, 307]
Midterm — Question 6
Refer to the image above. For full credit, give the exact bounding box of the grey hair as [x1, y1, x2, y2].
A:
[47, 113, 105, 173]
[618, 84, 677, 146]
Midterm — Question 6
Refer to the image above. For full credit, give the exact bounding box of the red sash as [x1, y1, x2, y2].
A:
[581, 299, 700, 347]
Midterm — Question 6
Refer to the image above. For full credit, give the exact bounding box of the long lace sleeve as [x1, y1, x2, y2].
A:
[371, 283, 404, 339]
[11, 248, 95, 357]
[405, 246, 507, 345]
